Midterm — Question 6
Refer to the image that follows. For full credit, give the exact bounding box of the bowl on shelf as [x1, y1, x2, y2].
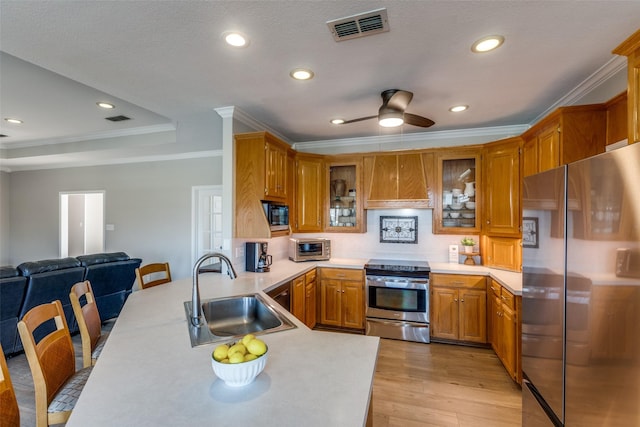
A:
[465, 201, 476, 209]
[450, 203, 463, 210]
[449, 212, 461, 219]
[462, 213, 475, 219]
[211, 344, 269, 387]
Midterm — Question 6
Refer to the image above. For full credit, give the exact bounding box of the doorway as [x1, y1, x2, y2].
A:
[192, 185, 223, 266]
[60, 191, 105, 257]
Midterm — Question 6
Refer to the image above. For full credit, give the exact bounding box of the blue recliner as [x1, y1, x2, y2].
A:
[77, 252, 142, 320]
[0, 266, 28, 356]
[17, 258, 86, 345]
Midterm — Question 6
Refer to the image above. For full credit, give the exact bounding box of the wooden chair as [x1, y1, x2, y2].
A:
[70, 280, 108, 368]
[135, 262, 172, 289]
[17, 300, 93, 427]
[0, 344, 20, 427]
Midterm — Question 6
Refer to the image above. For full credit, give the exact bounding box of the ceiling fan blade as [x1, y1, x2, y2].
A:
[339, 115, 378, 124]
[384, 90, 413, 111]
[404, 113, 435, 128]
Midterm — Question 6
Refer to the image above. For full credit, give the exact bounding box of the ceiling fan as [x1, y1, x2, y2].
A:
[335, 89, 435, 128]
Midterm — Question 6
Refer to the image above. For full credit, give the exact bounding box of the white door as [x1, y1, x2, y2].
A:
[192, 186, 223, 266]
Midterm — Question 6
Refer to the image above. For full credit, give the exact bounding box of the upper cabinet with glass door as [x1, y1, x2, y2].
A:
[325, 156, 366, 233]
[434, 149, 482, 234]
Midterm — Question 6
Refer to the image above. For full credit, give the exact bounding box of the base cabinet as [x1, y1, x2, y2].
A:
[430, 274, 487, 344]
[488, 279, 521, 383]
[291, 269, 317, 329]
[318, 268, 364, 330]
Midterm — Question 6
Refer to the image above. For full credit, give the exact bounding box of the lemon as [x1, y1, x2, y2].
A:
[220, 358, 230, 364]
[228, 343, 246, 356]
[244, 353, 258, 362]
[228, 353, 245, 364]
[241, 334, 256, 346]
[212, 344, 229, 362]
[246, 338, 267, 356]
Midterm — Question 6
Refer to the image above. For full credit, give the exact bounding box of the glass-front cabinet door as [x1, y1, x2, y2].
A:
[325, 156, 365, 233]
[434, 150, 481, 234]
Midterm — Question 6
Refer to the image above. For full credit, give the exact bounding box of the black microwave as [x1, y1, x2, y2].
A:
[262, 201, 289, 232]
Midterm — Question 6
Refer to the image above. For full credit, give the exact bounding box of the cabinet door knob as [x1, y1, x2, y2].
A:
[461, 299, 465, 302]
[486, 219, 491, 224]
[454, 298, 458, 302]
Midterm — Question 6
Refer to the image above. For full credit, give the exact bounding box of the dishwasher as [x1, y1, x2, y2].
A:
[265, 281, 291, 311]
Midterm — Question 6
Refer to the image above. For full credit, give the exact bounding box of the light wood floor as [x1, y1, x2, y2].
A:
[372, 339, 522, 427]
[7, 325, 522, 427]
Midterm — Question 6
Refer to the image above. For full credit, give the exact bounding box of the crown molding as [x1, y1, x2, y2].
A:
[1, 149, 223, 173]
[292, 124, 529, 152]
[215, 106, 291, 144]
[0, 123, 177, 150]
[530, 55, 627, 125]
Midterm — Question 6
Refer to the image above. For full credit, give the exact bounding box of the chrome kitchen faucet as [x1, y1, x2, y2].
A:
[190, 252, 237, 327]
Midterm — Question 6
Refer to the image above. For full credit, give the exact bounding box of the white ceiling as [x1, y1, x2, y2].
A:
[0, 1, 639, 168]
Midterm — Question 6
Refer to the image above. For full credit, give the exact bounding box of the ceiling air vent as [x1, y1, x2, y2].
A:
[105, 115, 131, 122]
[327, 8, 389, 42]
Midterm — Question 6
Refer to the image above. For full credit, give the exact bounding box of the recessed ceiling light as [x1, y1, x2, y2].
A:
[290, 68, 314, 80]
[4, 118, 23, 124]
[471, 35, 504, 53]
[330, 118, 345, 125]
[223, 31, 249, 48]
[449, 105, 469, 113]
[97, 102, 115, 109]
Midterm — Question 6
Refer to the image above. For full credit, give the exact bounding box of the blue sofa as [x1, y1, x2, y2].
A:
[1, 252, 141, 357]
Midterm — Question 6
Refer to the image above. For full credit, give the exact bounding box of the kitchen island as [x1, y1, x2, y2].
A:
[66, 260, 379, 427]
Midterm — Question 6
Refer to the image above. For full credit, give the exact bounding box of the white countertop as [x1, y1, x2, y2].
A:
[66, 260, 379, 427]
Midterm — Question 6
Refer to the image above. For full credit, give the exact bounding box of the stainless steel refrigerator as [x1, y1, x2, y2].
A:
[522, 142, 640, 426]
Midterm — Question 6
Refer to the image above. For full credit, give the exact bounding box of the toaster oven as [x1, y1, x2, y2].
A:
[288, 238, 331, 262]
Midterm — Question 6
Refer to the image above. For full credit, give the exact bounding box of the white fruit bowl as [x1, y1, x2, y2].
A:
[211, 347, 268, 387]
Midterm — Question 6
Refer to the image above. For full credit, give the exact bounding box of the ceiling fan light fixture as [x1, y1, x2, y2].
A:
[378, 111, 404, 127]
[97, 102, 115, 109]
[290, 68, 314, 80]
[223, 31, 249, 48]
[471, 35, 504, 53]
[4, 118, 23, 125]
[449, 105, 468, 112]
[330, 118, 345, 125]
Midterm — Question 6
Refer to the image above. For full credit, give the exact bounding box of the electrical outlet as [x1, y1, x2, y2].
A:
[235, 246, 245, 258]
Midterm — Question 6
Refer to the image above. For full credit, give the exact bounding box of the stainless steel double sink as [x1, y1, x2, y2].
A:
[184, 293, 296, 347]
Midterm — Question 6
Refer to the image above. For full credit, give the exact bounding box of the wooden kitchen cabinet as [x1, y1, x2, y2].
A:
[483, 137, 522, 237]
[605, 91, 628, 146]
[363, 151, 434, 209]
[325, 156, 365, 233]
[294, 154, 324, 232]
[589, 286, 638, 361]
[483, 236, 522, 271]
[488, 279, 521, 383]
[613, 28, 640, 144]
[521, 105, 606, 177]
[430, 274, 486, 344]
[234, 131, 293, 238]
[318, 268, 365, 330]
[433, 148, 482, 234]
[304, 269, 317, 329]
[291, 269, 318, 329]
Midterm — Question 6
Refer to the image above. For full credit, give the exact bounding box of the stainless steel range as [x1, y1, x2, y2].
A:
[364, 259, 430, 343]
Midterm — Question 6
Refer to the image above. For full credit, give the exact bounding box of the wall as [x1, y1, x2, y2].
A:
[0, 171, 10, 265]
[8, 156, 221, 279]
[286, 209, 476, 266]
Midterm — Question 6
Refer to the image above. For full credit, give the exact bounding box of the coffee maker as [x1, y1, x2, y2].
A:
[245, 242, 272, 273]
